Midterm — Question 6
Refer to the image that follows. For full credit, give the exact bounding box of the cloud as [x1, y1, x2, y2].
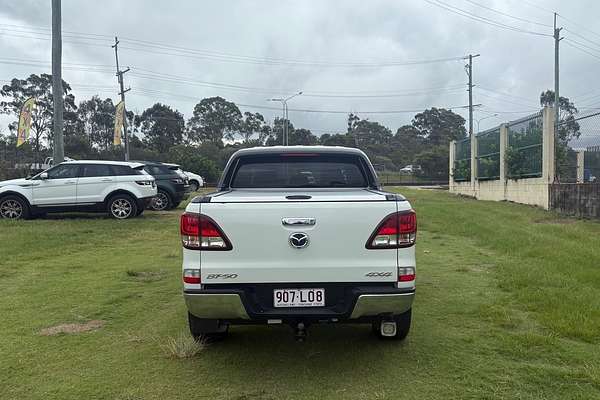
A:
[1, 0, 599, 135]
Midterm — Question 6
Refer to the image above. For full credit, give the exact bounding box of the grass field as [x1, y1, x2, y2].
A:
[1, 188, 599, 399]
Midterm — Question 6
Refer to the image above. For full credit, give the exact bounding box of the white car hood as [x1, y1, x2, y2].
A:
[0, 178, 32, 187]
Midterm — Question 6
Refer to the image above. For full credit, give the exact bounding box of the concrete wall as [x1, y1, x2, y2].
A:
[449, 107, 554, 210]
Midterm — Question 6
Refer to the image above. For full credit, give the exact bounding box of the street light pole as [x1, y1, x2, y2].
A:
[267, 91, 303, 146]
[476, 113, 499, 133]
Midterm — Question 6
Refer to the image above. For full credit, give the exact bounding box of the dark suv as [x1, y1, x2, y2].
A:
[138, 161, 191, 210]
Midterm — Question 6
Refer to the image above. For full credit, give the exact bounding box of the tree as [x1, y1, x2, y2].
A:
[414, 146, 449, 180]
[350, 118, 393, 148]
[391, 125, 424, 167]
[166, 144, 219, 182]
[265, 117, 294, 146]
[347, 112, 360, 133]
[187, 97, 242, 145]
[411, 108, 466, 146]
[319, 132, 355, 147]
[77, 96, 116, 150]
[240, 111, 269, 143]
[140, 103, 185, 153]
[0, 74, 77, 160]
[540, 90, 580, 142]
[289, 128, 318, 145]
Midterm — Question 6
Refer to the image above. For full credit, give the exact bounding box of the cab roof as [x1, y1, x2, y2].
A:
[232, 146, 367, 157]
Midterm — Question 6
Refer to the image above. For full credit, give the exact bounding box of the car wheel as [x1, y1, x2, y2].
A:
[189, 181, 199, 192]
[150, 190, 171, 211]
[188, 313, 228, 342]
[372, 308, 411, 341]
[0, 195, 30, 220]
[108, 194, 138, 219]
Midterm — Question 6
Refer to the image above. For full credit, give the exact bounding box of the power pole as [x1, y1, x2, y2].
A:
[553, 13, 563, 123]
[465, 54, 480, 137]
[112, 36, 131, 161]
[51, 0, 64, 164]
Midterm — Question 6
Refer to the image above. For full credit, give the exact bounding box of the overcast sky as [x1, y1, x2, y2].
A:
[1, 0, 600, 139]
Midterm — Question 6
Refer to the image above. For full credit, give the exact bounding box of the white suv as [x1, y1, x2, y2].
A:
[0, 160, 157, 220]
[183, 171, 204, 192]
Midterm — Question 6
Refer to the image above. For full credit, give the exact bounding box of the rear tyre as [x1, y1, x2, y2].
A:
[188, 312, 228, 342]
[150, 190, 171, 211]
[373, 308, 412, 341]
[107, 194, 138, 219]
[189, 181, 199, 192]
[0, 195, 30, 220]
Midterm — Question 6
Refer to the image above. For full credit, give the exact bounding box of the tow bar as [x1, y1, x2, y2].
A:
[294, 322, 307, 342]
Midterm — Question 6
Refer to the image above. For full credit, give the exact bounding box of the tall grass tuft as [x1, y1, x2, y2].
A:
[161, 331, 206, 359]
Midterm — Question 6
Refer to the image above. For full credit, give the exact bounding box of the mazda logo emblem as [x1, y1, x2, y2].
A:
[289, 232, 310, 249]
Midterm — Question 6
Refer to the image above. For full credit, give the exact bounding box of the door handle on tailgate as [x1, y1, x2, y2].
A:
[282, 218, 316, 226]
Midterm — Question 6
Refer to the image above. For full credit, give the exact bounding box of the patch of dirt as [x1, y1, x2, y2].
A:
[40, 320, 105, 336]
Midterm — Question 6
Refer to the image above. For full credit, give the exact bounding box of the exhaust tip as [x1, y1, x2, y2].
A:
[380, 321, 397, 337]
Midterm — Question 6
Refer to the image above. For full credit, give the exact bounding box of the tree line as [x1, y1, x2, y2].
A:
[1, 73, 469, 182]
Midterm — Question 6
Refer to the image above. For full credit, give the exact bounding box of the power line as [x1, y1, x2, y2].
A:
[563, 28, 600, 51]
[475, 90, 539, 109]
[129, 67, 468, 98]
[462, 0, 552, 28]
[129, 86, 473, 115]
[518, 0, 555, 16]
[563, 40, 600, 62]
[0, 56, 469, 99]
[423, 0, 552, 37]
[558, 14, 600, 41]
[563, 37, 600, 55]
[477, 86, 539, 105]
[0, 22, 469, 68]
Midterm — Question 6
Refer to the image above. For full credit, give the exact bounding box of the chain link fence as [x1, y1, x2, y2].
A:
[506, 111, 543, 179]
[556, 110, 600, 183]
[453, 137, 471, 182]
[476, 127, 500, 180]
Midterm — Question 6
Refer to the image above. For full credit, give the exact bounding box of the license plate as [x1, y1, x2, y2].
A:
[273, 288, 325, 308]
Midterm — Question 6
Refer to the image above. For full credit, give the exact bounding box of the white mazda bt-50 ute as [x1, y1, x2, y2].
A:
[180, 146, 416, 341]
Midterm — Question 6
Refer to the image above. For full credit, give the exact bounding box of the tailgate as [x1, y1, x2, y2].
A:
[198, 190, 403, 283]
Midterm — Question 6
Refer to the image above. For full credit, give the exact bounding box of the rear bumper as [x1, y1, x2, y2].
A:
[184, 286, 414, 322]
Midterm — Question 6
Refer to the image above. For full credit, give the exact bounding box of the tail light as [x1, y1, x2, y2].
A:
[366, 210, 417, 249]
[398, 267, 416, 282]
[180, 213, 232, 250]
[183, 269, 201, 284]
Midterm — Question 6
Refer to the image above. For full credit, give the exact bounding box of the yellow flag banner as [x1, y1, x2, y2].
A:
[114, 101, 125, 145]
[17, 97, 35, 147]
